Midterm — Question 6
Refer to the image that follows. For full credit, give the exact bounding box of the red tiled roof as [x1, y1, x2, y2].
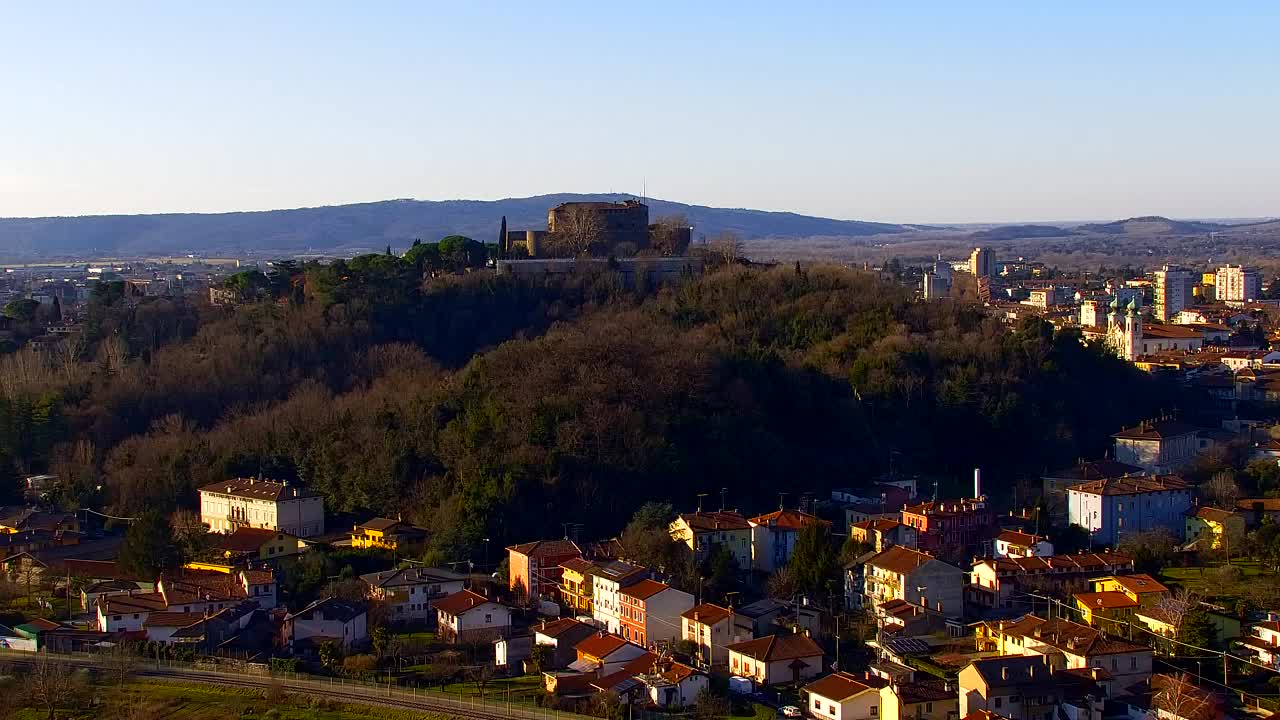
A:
[1075, 591, 1138, 610]
[726, 633, 822, 662]
[433, 590, 494, 616]
[197, 478, 319, 501]
[678, 511, 750, 532]
[559, 557, 601, 575]
[748, 509, 830, 530]
[620, 579, 670, 601]
[143, 611, 206, 628]
[1195, 506, 1238, 523]
[803, 672, 875, 702]
[506, 539, 581, 559]
[534, 618, 590, 639]
[976, 552, 1133, 576]
[1238, 498, 1280, 512]
[1112, 419, 1198, 440]
[1106, 573, 1167, 595]
[575, 632, 630, 660]
[681, 603, 732, 626]
[996, 531, 1044, 547]
[214, 527, 289, 553]
[1069, 475, 1189, 496]
[866, 546, 938, 575]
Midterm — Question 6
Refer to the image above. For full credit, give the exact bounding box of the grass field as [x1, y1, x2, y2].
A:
[8, 680, 458, 720]
[1161, 560, 1267, 600]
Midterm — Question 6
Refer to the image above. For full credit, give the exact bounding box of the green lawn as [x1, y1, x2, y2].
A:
[1161, 560, 1266, 600]
[435, 674, 544, 699]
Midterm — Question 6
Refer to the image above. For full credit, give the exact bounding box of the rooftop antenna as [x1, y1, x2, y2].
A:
[778, 492, 788, 511]
[696, 493, 708, 514]
[720, 487, 728, 512]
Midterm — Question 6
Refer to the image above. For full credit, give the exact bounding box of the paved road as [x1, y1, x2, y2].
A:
[0, 649, 579, 720]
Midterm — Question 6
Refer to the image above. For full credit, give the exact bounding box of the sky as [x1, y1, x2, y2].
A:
[1, 2, 1277, 224]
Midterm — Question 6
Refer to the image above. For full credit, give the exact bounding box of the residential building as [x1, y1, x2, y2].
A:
[879, 678, 957, 720]
[143, 611, 209, 644]
[974, 614, 1153, 692]
[748, 509, 830, 573]
[992, 531, 1053, 559]
[285, 597, 368, 652]
[532, 618, 600, 670]
[681, 603, 744, 669]
[506, 539, 581, 603]
[1111, 419, 1200, 473]
[618, 579, 694, 648]
[1075, 574, 1168, 628]
[863, 546, 965, 621]
[1067, 475, 1193, 546]
[197, 478, 324, 537]
[900, 498, 995, 561]
[350, 517, 427, 553]
[967, 552, 1134, 611]
[1184, 506, 1245, 550]
[1041, 460, 1143, 525]
[435, 589, 511, 644]
[849, 519, 918, 553]
[726, 632, 824, 686]
[802, 672, 882, 720]
[1216, 264, 1261, 303]
[970, 247, 994, 278]
[96, 568, 277, 632]
[211, 527, 307, 563]
[591, 560, 648, 635]
[637, 660, 709, 709]
[360, 566, 466, 622]
[1237, 497, 1280, 527]
[669, 511, 753, 569]
[571, 631, 648, 676]
[958, 655, 1106, 720]
[559, 557, 599, 614]
[1153, 265, 1195, 322]
[1236, 614, 1280, 669]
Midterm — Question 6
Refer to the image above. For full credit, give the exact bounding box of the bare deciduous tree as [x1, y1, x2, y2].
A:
[99, 334, 129, 374]
[549, 206, 606, 257]
[25, 656, 86, 720]
[710, 231, 741, 264]
[1205, 470, 1242, 510]
[1152, 672, 1218, 720]
[649, 214, 691, 256]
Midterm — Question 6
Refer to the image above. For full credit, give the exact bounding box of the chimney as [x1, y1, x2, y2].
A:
[1001, 666, 1008, 681]
[1090, 667, 1103, 680]
[974, 468, 982, 499]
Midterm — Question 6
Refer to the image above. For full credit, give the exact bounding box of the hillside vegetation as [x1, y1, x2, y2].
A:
[0, 260, 1185, 560]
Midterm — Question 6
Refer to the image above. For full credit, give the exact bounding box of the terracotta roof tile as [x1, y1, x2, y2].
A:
[726, 633, 822, 662]
[803, 672, 875, 701]
[434, 590, 494, 616]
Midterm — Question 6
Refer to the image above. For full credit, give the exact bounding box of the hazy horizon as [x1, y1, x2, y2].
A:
[2, 2, 1277, 224]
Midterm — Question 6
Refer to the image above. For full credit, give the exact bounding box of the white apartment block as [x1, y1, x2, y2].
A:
[1153, 265, 1194, 322]
[1216, 264, 1261, 303]
[199, 478, 325, 538]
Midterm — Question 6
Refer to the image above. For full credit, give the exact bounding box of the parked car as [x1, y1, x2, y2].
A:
[781, 707, 802, 718]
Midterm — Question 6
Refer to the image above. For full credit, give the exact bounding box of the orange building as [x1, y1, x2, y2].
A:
[506, 539, 581, 603]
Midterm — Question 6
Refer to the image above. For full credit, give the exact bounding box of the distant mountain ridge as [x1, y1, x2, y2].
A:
[1075, 216, 1231, 235]
[0, 194, 910, 258]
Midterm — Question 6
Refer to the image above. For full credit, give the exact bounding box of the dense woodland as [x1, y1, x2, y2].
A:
[0, 255, 1189, 562]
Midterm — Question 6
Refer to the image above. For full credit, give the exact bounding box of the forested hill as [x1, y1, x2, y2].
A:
[0, 259, 1195, 563]
[0, 194, 909, 258]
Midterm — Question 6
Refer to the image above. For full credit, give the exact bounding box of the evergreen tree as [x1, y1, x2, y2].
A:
[119, 510, 181, 578]
[790, 521, 837, 596]
[1180, 607, 1216, 649]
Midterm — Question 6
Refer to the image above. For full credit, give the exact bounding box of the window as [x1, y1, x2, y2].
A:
[485, 614, 492, 623]
[1131, 657, 1137, 669]
[813, 698, 820, 710]
[870, 707, 877, 717]
[925, 703, 933, 712]
[995, 698, 1003, 709]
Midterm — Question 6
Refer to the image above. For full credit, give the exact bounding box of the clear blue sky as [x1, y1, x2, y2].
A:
[1, 2, 1276, 223]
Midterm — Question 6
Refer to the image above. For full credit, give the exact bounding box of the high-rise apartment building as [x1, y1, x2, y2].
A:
[1216, 264, 1261, 303]
[1153, 265, 1194, 322]
[969, 247, 994, 278]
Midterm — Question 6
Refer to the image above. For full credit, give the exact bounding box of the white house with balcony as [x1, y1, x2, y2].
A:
[198, 477, 325, 538]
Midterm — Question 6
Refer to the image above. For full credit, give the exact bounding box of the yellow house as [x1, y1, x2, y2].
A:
[212, 526, 307, 562]
[669, 511, 753, 569]
[1184, 506, 1245, 551]
[558, 557, 599, 613]
[351, 517, 428, 552]
[1134, 607, 1179, 639]
[1075, 574, 1168, 628]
